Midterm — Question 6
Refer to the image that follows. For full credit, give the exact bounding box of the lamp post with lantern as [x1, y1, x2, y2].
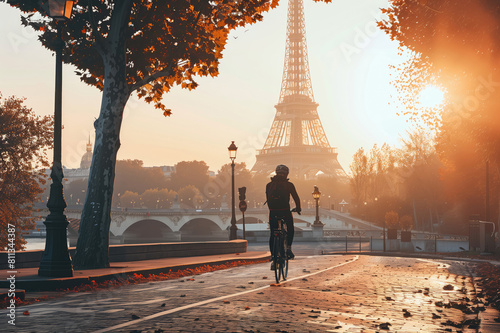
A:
[312, 186, 322, 226]
[38, 0, 75, 278]
[228, 141, 238, 240]
[311, 185, 324, 238]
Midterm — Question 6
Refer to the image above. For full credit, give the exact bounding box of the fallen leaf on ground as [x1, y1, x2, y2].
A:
[380, 322, 391, 330]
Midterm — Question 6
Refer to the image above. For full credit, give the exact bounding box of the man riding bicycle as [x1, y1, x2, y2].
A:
[266, 165, 301, 269]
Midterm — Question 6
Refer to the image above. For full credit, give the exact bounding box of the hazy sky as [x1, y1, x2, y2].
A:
[0, 0, 414, 174]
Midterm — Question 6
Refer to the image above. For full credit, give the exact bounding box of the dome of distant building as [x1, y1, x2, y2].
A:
[80, 136, 93, 169]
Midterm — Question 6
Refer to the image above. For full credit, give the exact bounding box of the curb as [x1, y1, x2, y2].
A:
[0, 289, 25, 301]
[0, 255, 270, 292]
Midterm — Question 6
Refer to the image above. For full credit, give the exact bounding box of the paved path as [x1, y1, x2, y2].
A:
[2, 255, 499, 332]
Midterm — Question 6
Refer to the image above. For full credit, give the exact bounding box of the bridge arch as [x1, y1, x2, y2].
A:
[122, 219, 176, 243]
[180, 218, 226, 241]
[236, 216, 266, 224]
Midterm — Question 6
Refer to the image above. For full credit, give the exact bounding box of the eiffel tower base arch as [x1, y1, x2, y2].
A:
[252, 146, 347, 181]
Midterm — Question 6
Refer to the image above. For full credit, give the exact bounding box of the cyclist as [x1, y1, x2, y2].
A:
[265, 164, 301, 269]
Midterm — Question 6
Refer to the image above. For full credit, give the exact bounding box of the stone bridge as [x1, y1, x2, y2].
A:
[35, 207, 375, 243]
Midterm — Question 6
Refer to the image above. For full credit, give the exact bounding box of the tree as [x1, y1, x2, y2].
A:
[139, 188, 177, 209]
[178, 185, 203, 209]
[169, 160, 210, 191]
[120, 191, 139, 208]
[113, 159, 167, 206]
[213, 162, 253, 207]
[380, 0, 500, 235]
[0, 94, 53, 250]
[399, 215, 413, 231]
[64, 178, 88, 206]
[385, 211, 399, 229]
[398, 130, 443, 231]
[349, 148, 372, 208]
[6, 0, 279, 268]
[156, 188, 177, 209]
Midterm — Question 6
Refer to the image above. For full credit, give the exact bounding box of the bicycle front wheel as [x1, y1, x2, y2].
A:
[277, 256, 286, 282]
[283, 255, 289, 280]
[272, 235, 282, 283]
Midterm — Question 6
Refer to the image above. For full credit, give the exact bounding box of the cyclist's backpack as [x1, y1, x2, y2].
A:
[267, 181, 288, 208]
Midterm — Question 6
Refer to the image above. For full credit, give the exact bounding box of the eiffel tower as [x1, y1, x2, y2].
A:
[252, 0, 346, 180]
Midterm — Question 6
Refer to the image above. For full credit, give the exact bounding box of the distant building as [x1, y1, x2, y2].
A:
[157, 165, 176, 177]
[63, 136, 92, 183]
[50, 137, 213, 184]
[80, 136, 93, 169]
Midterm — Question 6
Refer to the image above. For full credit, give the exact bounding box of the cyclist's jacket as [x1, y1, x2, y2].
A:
[265, 175, 301, 211]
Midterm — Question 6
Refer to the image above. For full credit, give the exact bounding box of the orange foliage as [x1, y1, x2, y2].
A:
[0, 94, 53, 250]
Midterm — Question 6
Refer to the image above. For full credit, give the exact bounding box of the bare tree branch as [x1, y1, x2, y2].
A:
[129, 64, 174, 93]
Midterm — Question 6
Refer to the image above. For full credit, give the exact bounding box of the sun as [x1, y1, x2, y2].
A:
[418, 85, 445, 109]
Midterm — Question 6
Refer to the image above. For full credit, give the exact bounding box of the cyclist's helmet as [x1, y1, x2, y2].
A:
[275, 164, 289, 176]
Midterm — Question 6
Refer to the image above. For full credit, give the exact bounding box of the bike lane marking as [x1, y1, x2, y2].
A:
[92, 255, 359, 333]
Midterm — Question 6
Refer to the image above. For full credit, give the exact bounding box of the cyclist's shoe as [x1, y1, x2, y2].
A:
[286, 249, 295, 259]
[270, 262, 276, 270]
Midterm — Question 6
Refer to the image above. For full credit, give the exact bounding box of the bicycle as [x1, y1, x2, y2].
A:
[270, 208, 299, 283]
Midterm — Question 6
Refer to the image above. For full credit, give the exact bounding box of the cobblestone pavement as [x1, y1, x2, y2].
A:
[2, 255, 499, 332]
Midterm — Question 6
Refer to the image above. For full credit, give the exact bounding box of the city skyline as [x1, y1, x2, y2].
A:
[0, 0, 414, 174]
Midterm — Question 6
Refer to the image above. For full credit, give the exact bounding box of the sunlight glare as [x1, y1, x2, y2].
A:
[418, 85, 445, 108]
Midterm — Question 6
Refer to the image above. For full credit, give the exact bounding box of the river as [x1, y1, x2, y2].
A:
[23, 237, 70, 251]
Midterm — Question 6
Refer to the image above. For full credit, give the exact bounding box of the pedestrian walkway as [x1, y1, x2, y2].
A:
[0, 251, 269, 293]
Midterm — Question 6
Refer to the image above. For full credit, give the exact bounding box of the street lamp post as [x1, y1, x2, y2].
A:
[38, 0, 74, 278]
[312, 186, 322, 226]
[311, 186, 324, 239]
[228, 141, 238, 240]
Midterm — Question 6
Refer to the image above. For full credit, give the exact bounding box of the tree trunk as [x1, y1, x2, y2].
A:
[73, 0, 132, 269]
[72, 84, 128, 268]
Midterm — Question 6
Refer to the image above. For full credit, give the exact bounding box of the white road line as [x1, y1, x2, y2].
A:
[417, 258, 450, 268]
[129, 286, 161, 292]
[92, 255, 359, 333]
